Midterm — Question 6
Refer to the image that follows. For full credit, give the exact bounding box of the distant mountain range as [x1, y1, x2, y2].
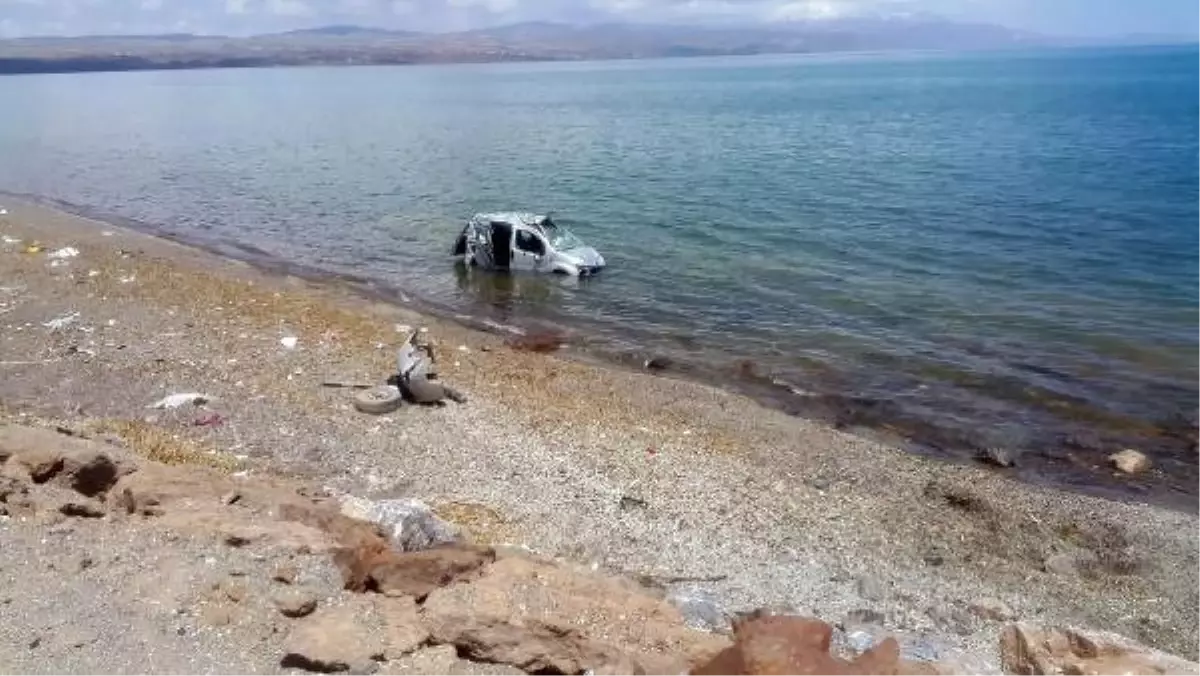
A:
[0, 18, 1191, 75]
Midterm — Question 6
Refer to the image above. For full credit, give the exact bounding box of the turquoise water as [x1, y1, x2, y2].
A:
[0, 46, 1196, 503]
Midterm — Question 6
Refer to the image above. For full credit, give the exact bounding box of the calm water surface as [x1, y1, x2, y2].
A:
[0, 46, 1196, 505]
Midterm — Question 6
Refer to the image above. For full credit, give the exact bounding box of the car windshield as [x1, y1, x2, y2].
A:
[544, 225, 585, 251]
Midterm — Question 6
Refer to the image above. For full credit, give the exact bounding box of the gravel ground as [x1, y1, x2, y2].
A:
[0, 197, 1196, 670]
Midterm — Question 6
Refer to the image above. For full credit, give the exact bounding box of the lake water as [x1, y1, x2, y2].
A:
[0, 46, 1196, 506]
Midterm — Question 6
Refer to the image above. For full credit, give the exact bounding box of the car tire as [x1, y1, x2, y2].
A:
[353, 385, 403, 415]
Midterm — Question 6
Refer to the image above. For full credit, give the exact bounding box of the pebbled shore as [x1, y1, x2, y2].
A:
[0, 197, 1196, 670]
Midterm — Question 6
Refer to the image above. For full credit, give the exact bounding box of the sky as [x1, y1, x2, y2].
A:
[0, 0, 1197, 38]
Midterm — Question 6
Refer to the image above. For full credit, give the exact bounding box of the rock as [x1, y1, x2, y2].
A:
[856, 576, 886, 601]
[667, 586, 732, 634]
[375, 596, 430, 659]
[1043, 552, 1083, 577]
[281, 605, 386, 674]
[926, 605, 975, 636]
[423, 556, 730, 674]
[16, 448, 65, 483]
[219, 579, 249, 604]
[273, 564, 299, 585]
[999, 623, 1199, 675]
[339, 497, 459, 553]
[201, 604, 235, 627]
[64, 452, 122, 497]
[59, 500, 105, 518]
[274, 589, 318, 618]
[346, 544, 495, 600]
[691, 615, 900, 675]
[1110, 449, 1151, 475]
[969, 597, 1014, 622]
[385, 645, 525, 676]
[976, 446, 1017, 468]
[845, 608, 886, 625]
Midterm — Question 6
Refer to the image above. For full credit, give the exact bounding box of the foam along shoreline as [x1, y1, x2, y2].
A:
[0, 195, 1196, 667]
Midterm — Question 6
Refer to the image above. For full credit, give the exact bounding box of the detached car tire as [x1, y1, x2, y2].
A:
[354, 385, 403, 415]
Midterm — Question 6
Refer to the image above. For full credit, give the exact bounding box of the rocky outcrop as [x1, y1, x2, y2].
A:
[422, 556, 731, 674]
[1000, 623, 1200, 675]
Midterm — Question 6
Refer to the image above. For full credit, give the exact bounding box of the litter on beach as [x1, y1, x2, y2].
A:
[43, 311, 81, 331]
[47, 246, 80, 259]
[1, 236, 19, 245]
[148, 392, 212, 409]
[280, 336, 299, 349]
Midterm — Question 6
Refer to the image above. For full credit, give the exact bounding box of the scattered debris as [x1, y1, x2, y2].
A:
[147, 393, 211, 410]
[22, 243, 43, 254]
[280, 336, 299, 350]
[1, 236, 19, 245]
[320, 380, 375, 389]
[119, 274, 136, 284]
[42, 312, 81, 332]
[47, 247, 80, 259]
[193, 413, 225, 428]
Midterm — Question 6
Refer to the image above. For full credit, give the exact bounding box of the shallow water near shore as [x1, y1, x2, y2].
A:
[0, 45, 1196, 507]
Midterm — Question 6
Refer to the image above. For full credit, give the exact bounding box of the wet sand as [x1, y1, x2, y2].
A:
[0, 197, 1196, 667]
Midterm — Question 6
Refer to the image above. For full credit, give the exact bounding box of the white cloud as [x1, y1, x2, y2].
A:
[225, 0, 250, 14]
[267, 0, 314, 16]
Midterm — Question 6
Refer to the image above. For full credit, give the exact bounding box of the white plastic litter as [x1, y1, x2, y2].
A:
[1, 236, 18, 245]
[280, 336, 298, 349]
[47, 247, 79, 259]
[88, 270, 100, 277]
[0, 208, 7, 216]
[119, 274, 136, 284]
[42, 312, 81, 331]
[148, 393, 211, 409]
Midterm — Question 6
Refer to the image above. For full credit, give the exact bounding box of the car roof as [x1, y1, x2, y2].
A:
[472, 212, 546, 227]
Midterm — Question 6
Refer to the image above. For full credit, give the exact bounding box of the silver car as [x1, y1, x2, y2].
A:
[450, 212, 605, 276]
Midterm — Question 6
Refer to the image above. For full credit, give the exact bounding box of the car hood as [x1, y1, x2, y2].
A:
[561, 246, 605, 268]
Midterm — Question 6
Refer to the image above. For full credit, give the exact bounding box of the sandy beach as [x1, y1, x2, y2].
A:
[0, 196, 1196, 672]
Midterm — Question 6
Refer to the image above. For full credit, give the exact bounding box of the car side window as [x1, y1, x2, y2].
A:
[515, 229, 545, 255]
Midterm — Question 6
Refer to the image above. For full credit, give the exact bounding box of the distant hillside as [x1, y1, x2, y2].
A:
[0, 17, 1054, 75]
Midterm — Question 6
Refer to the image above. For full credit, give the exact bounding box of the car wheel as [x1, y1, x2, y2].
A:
[353, 385, 403, 415]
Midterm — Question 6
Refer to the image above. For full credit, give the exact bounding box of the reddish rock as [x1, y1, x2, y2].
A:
[16, 448, 65, 483]
[281, 604, 386, 674]
[422, 556, 730, 675]
[999, 623, 1199, 675]
[274, 589, 319, 618]
[366, 545, 494, 600]
[691, 615, 901, 675]
[375, 595, 430, 660]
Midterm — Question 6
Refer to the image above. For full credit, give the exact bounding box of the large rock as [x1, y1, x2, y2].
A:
[1109, 449, 1151, 475]
[696, 614, 964, 672]
[691, 615, 901, 675]
[351, 545, 495, 600]
[375, 596, 430, 660]
[999, 623, 1200, 675]
[281, 604, 386, 673]
[383, 645, 526, 676]
[0, 426, 130, 493]
[340, 497, 459, 552]
[422, 556, 730, 674]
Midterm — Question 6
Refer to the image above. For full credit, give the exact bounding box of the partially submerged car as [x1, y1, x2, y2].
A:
[451, 212, 605, 276]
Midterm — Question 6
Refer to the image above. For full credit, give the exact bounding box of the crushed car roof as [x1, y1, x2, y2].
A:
[471, 212, 550, 227]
